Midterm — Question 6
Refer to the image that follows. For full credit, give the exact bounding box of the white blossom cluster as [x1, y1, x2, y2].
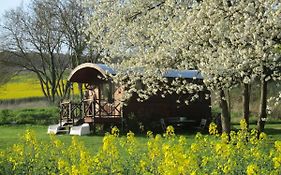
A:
[85, 0, 281, 104]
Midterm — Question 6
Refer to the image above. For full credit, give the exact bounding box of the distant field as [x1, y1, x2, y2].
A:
[0, 72, 79, 100]
[0, 74, 44, 100]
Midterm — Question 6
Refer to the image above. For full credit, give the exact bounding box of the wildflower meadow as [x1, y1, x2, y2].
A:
[0, 120, 280, 175]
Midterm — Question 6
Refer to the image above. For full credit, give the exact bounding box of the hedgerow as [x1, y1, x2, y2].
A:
[0, 108, 58, 125]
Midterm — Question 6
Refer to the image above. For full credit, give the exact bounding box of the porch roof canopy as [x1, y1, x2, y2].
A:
[68, 63, 203, 83]
[68, 63, 116, 83]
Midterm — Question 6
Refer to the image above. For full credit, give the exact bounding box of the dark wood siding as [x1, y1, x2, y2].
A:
[123, 90, 211, 124]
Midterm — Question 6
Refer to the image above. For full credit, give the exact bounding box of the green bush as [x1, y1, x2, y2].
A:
[0, 108, 59, 125]
[0, 110, 11, 124]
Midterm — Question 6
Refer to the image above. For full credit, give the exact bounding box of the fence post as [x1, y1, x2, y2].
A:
[82, 100, 85, 119]
[59, 103, 62, 127]
[68, 102, 72, 124]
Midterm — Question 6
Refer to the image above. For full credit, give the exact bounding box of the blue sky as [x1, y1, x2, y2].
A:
[0, 0, 29, 19]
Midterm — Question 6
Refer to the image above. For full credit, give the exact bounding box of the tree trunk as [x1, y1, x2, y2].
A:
[257, 77, 267, 133]
[242, 83, 250, 128]
[226, 89, 231, 118]
[79, 83, 84, 100]
[62, 81, 71, 100]
[51, 55, 57, 103]
[71, 83, 74, 101]
[219, 89, 231, 134]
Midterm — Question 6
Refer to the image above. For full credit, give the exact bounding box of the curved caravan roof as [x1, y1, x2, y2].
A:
[68, 63, 203, 83]
[68, 63, 115, 83]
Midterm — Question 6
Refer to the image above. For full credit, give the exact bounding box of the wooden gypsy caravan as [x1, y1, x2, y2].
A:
[48, 63, 211, 135]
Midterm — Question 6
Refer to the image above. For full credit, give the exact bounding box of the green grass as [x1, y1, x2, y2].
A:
[0, 125, 105, 154]
[0, 123, 280, 153]
[0, 125, 196, 152]
[232, 123, 281, 141]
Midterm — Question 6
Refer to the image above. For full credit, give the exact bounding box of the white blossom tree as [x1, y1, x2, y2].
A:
[181, 0, 281, 133]
[86, 0, 203, 100]
[86, 0, 281, 133]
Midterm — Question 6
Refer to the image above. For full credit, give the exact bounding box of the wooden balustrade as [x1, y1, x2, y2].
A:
[59, 101, 82, 126]
[59, 99, 122, 126]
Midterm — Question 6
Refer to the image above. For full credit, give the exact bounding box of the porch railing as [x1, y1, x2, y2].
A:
[59, 99, 121, 126]
[82, 98, 121, 118]
[59, 101, 82, 126]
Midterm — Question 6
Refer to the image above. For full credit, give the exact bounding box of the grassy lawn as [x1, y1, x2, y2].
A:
[258, 123, 281, 141]
[0, 125, 197, 153]
[0, 125, 157, 154]
[231, 123, 281, 142]
[0, 125, 104, 154]
[0, 123, 280, 174]
[0, 123, 280, 153]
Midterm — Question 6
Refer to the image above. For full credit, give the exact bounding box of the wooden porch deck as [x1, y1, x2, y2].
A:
[59, 99, 122, 126]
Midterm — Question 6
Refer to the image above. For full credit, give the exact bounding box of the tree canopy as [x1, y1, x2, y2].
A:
[86, 0, 281, 133]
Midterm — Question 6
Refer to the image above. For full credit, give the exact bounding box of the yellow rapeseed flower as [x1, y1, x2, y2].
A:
[127, 130, 135, 140]
[250, 129, 258, 145]
[240, 119, 248, 130]
[58, 159, 69, 173]
[273, 156, 281, 169]
[12, 144, 24, 157]
[24, 129, 37, 145]
[246, 164, 259, 175]
[190, 143, 200, 153]
[190, 171, 197, 175]
[209, 122, 218, 135]
[111, 126, 119, 137]
[215, 143, 223, 154]
[259, 132, 267, 140]
[139, 159, 147, 172]
[221, 132, 229, 143]
[71, 165, 79, 175]
[179, 136, 187, 145]
[223, 159, 235, 174]
[251, 148, 261, 159]
[165, 125, 175, 137]
[201, 156, 209, 166]
[195, 132, 203, 140]
[147, 130, 153, 138]
[275, 141, 281, 152]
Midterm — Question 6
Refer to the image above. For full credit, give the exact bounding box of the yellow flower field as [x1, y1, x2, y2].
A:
[0, 74, 45, 100]
[0, 120, 280, 175]
[0, 79, 44, 100]
[0, 74, 79, 100]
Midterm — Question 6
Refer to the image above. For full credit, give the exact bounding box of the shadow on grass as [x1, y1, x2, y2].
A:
[264, 128, 281, 135]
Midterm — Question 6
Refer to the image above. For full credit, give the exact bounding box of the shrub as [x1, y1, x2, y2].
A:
[0, 110, 11, 124]
[0, 108, 58, 125]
